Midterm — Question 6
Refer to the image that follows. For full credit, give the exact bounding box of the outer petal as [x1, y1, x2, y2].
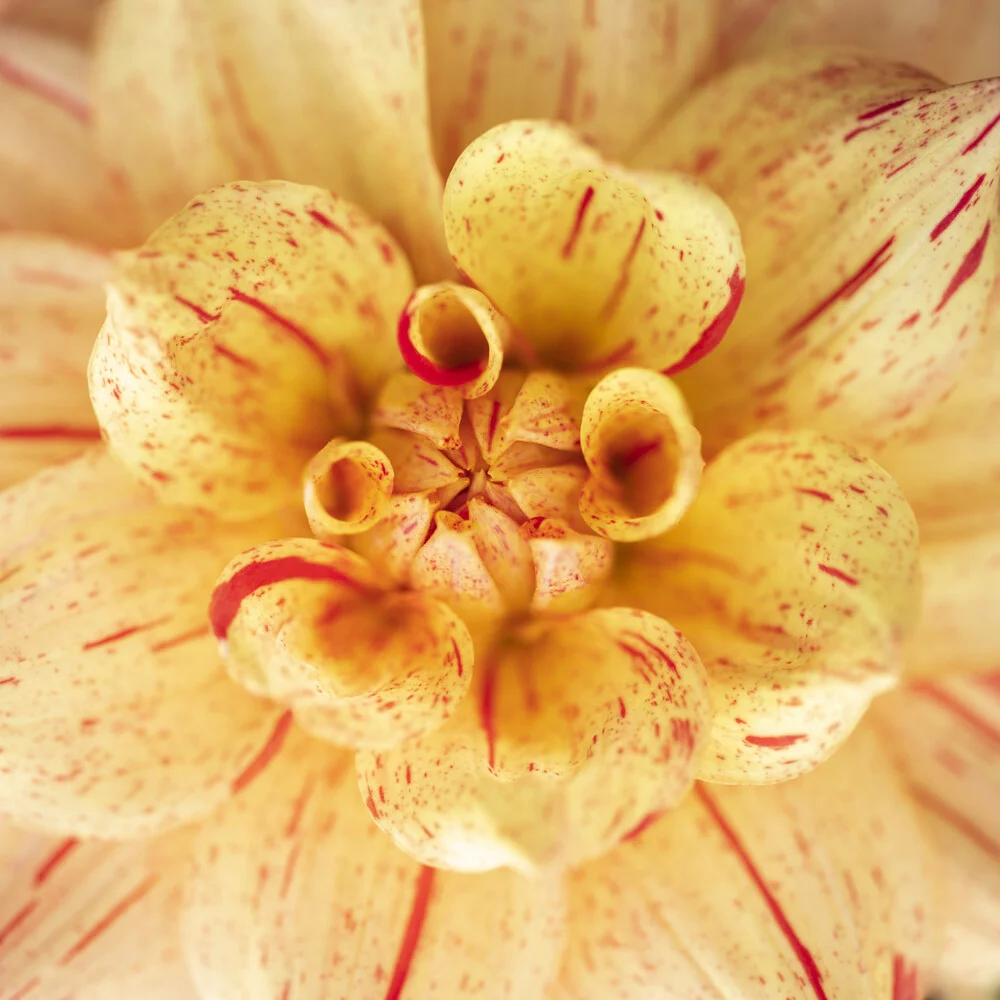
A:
[423, 0, 717, 170]
[0, 234, 107, 488]
[0, 450, 291, 837]
[182, 729, 565, 1000]
[3, 1, 106, 45]
[617, 430, 921, 783]
[208, 537, 473, 750]
[443, 121, 745, 375]
[633, 51, 1000, 454]
[0, 824, 197, 1000]
[93, 0, 449, 278]
[550, 724, 938, 1000]
[0, 27, 136, 246]
[89, 180, 413, 520]
[358, 607, 711, 872]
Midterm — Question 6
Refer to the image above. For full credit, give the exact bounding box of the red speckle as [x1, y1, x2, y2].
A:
[795, 487, 834, 502]
[618, 696, 627, 718]
[662, 267, 746, 376]
[817, 564, 859, 586]
[306, 208, 356, 245]
[935, 221, 990, 313]
[930, 174, 986, 241]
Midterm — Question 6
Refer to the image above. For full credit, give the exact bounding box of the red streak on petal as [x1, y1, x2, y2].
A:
[0, 901, 38, 950]
[579, 337, 636, 373]
[213, 342, 260, 372]
[0, 425, 101, 441]
[843, 121, 884, 142]
[911, 682, 1000, 749]
[962, 110, 1000, 155]
[562, 185, 596, 258]
[384, 866, 437, 1000]
[930, 174, 986, 241]
[662, 267, 745, 376]
[0, 53, 90, 123]
[58, 877, 157, 965]
[892, 954, 921, 1000]
[622, 810, 665, 842]
[857, 97, 911, 121]
[744, 733, 806, 748]
[910, 785, 1000, 861]
[306, 208, 356, 246]
[209, 554, 368, 639]
[82, 617, 166, 651]
[34, 837, 79, 886]
[599, 217, 647, 321]
[8, 978, 39, 1000]
[479, 658, 499, 771]
[816, 564, 859, 586]
[795, 487, 834, 502]
[231, 710, 294, 795]
[227, 287, 329, 367]
[885, 157, 916, 179]
[450, 636, 464, 677]
[934, 222, 990, 313]
[149, 624, 210, 653]
[173, 294, 220, 323]
[696, 786, 829, 1000]
[397, 304, 486, 388]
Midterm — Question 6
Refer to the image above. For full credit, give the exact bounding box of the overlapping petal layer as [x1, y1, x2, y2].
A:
[443, 121, 745, 374]
[634, 50, 1000, 453]
[0, 450, 291, 837]
[209, 537, 473, 750]
[550, 725, 937, 1000]
[0, 235, 107, 488]
[93, 0, 450, 277]
[183, 729, 565, 1000]
[358, 607, 711, 872]
[617, 430, 920, 783]
[89, 181, 413, 520]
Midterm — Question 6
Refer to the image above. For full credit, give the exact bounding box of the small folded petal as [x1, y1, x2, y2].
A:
[423, 0, 717, 169]
[373, 373, 465, 451]
[617, 430, 920, 783]
[303, 438, 394, 539]
[89, 180, 413, 520]
[524, 517, 613, 615]
[634, 51, 1000, 453]
[551, 724, 938, 1000]
[0, 824, 197, 1000]
[183, 729, 565, 1000]
[0, 450, 290, 837]
[210, 537, 473, 750]
[579, 367, 703, 541]
[93, 0, 450, 278]
[0, 234, 107, 488]
[358, 607, 711, 872]
[443, 120, 745, 375]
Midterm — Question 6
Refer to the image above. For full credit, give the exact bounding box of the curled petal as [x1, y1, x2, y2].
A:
[0, 235, 107, 488]
[303, 438, 394, 539]
[357, 607, 711, 872]
[618, 430, 920, 782]
[183, 730, 565, 1000]
[210, 537, 473, 750]
[443, 121, 745, 374]
[551, 725, 937, 1000]
[524, 517, 613, 615]
[89, 181, 413, 520]
[579, 367, 703, 541]
[398, 282, 511, 397]
[635, 51, 1000, 452]
[0, 450, 288, 837]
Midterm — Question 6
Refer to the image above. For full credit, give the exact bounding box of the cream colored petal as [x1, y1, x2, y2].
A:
[424, 0, 716, 170]
[524, 516, 613, 615]
[579, 367, 703, 542]
[358, 607, 711, 872]
[0, 234, 107, 489]
[183, 729, 565, 1000]
[210, 536, 473, 750]
[443, 121, 745, 375]
[351, 489, 441, 585]
[89, 180, 413, 520]
[634, 51, 1000, 454]
[373, 373, 465, 451]
[0, 449, 291, 837]
[551, 724, 938, 1000]
[93, 0, 449, 279]
[0, 27, 136, 245]
[617, 430, 920, 783]
[0, 824, 197, 1000]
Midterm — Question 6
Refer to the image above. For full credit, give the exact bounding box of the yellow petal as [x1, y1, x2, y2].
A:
[183, 729, 565, 1000]
[551, 724, 938, 999]
[579, 367, 703, 541]
[634, 51, 1000, 453]
[0, 449, 291, 837]
[210, 536, 473, 750]
[0, 27, 135, 245]
[443, 120, 745, 374]
[89, 180, 413, 520]
[617, 430, 920, 782]
[524, 517, 613, 615]
[424, 0, 716, 169]
[0, 234, 107, 489]
[93, 0, 450, 279]
[357, 607, 711, 872]
[0, 823, 196, 1000]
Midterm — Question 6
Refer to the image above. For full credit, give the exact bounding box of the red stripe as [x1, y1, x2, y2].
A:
[173, 294, 220, 323]
[599, 217, 647, 320]
[0, 54, 90, 123]
[479, 658, 499, 771]
[306, 208, 356, 245]
[0, 901, 38, 950]
[0, 426, 101, 441]
[962, 110, 1000, 155]
[82, 618, 166, 651]
[910, 785, 1000, 861]
[58, 877, 157, 965]
[930, 174, 986, 241]
[562, 185, 596, 258]
[857, 97, 911, 121]
[149, 624, 210, 653]
[227, 288, 329, 366]
[397, 302, 486, 388]
[663, 267, 746, 376]
[231, 710, 294, 794]
[34, 837, 79, 885]
[384, 866, 437, 1000]
[911, 682, 1000, 750]
[745, 733, 806, 748]
[934, 222, 990, 313]
[816, 564, 859, 586]
[696, 786, 829, 1000]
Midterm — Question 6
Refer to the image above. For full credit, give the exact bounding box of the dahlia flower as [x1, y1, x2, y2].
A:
[0, 2, 999, 999]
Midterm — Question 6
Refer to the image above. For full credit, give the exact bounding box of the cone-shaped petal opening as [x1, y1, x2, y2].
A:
[303, 438, 394, 539]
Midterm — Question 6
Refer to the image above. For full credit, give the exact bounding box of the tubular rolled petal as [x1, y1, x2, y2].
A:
[88, 181, 413, 520]
[182, 730, 565, 1000]
[357, 607, 711, 873]
[443, 121, 745, 375]
[617, 430, 921, 783]
[634, 51, 1000, 454]
[209, 537, 473, 750]
[303, 438, 394, 539]
[579, 367, 703, 541]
